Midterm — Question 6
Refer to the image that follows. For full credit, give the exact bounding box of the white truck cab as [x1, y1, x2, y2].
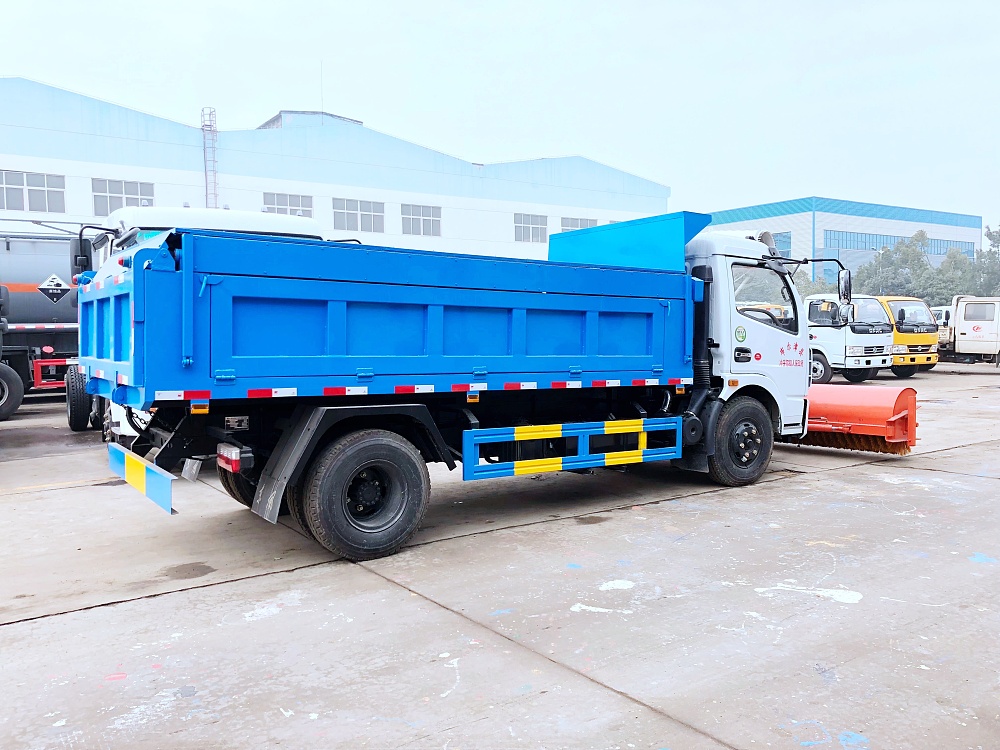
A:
[805, 294, 893, 383]
[688, 231, 812, 438]
[938, 296, 1000, 362]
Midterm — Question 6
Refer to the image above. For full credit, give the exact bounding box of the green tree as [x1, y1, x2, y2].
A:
[977, 226, 1000, 297]
[853, 231, 932, 297]
[921, 249, 976, 306]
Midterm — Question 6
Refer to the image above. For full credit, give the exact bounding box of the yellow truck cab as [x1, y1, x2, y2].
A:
[876, 296, 939, 377]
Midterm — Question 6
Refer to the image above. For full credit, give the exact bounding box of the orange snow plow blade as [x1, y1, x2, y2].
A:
[801, 385, 917, 455]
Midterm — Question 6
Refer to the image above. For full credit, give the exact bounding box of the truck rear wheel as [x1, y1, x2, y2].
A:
[707, 396, 773, 487]
[891, 365, 917, 378]
[216, 465, 290, 516]
[0, 363, 24, 422]
[303, 429, 430, 561]
[65, 366, 91, 431]
[810, 352, 833, 384]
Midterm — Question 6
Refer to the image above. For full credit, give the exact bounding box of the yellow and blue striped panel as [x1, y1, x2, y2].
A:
[462, 416, 682, 481]
[108, 443, 175, 513]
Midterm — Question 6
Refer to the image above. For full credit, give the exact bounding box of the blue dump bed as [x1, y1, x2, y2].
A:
[78, 212, 710, 409]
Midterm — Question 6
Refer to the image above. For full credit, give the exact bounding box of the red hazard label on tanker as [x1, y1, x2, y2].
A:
[779, 340, 805, 367]
[37, 274, 71, 304]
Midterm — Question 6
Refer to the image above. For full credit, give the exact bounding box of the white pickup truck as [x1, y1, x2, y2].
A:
[805, 294, 894, 383]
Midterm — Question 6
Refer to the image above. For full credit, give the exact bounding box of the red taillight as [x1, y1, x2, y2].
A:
[217, 443, 241, 473]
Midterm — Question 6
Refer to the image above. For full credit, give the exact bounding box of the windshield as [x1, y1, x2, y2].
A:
[854, 298, 890, 324]
[888, 300, 935, 325]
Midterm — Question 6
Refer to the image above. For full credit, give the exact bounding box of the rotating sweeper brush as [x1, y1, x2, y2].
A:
[798, 385, 918, 455]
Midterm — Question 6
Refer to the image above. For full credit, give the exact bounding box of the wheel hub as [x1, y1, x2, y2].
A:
[346, 469, 387, 517]
[729, 420, 763, 466]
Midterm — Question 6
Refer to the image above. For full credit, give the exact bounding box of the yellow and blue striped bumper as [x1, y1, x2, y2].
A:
[108, 443, 175, 513]
[462, 417, 682, 480]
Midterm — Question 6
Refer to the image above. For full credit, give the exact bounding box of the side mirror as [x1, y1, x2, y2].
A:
[944, 310, 951, 323]
[839, 304, 854, 324]
[897, 308, 906, 324]
[837, 269, 852, 304]
[70, 238, 93, 277]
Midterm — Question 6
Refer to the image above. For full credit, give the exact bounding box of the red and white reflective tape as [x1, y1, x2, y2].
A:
[667, 377, 693, 385]
[154, 390, 212, 401]
[591, 379, 621, 388]
[94, 369, 105, 379]
[7, 323, 79, 331]
[394, 384, 434, 394]
[631, 378, 660, 386]
[324, 386, 369, 396]
[503, 382, 537, 390]
[248, 387, 298, 399]
[117, 373, 129, 385]
[82, 284, 92, 293]
[551, 380, 582, 389]
[451, 383, 488, 392]
[113, 274, 125, 285]
[77, 365, 86, 374]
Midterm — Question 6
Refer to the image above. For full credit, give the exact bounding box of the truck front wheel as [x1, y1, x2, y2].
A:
[842, 369, 868, 383]
[0, 363, 24, 422]
[65, 366, 91, 431]
[810, 352, 833, 384]
[303, 429, 430, 561]
[891, 365, 917, 379]
[707, 396, 774, 487]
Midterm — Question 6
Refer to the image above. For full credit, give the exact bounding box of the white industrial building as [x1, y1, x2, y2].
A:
[709, 197, 982, 281]
[0, 78, 670, 258]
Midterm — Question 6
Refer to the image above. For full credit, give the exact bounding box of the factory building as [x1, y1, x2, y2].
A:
[0, 78, 669, 259]
[710, 197, 983, 281]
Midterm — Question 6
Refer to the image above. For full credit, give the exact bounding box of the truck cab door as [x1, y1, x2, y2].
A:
[958, 300, 999, 354]
[727, 261, 808, 424]
[806, 300, 843, 367]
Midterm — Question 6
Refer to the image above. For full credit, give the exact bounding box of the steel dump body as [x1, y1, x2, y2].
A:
[78, 228, 701, 407]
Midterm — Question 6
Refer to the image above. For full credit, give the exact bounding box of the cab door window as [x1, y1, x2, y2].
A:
[732, 264, 798, 334]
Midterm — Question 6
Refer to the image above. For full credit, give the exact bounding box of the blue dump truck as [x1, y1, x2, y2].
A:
[73, 209, 915, 560]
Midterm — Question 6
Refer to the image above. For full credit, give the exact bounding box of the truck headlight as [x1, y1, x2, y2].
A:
[929, 345, 938, 353]
[892, 345, 907, 353]
[846, 346, 864, 356]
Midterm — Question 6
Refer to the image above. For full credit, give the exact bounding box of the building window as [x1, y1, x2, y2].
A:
[515, 213, 548, 243]
[402, 204, 441, 236]
[92, 179, 154, 217]
[561, 217, 597, 233]
[264, 192, 313, 217]
[773, 231, 792, 258]
[333, 198, 384, 232]
[1, 171, 65, 213]
[824, 229, 974, 258]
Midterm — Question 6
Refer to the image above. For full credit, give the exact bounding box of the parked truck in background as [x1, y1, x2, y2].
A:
[805, 294, 894, 383]
[876, 296, 939, 376]
[0, 233, 79, 421]
[72, 209, 916, 561]
[934, 296, 1000, 364]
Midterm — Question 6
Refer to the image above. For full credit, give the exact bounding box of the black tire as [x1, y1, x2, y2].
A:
[65, 366, 91, 431]
[918, 363, 936, 372]
[842, 369, 868, 383]
[0, 363, 24, 422]
[708, 396, 774, 487]
[217, 464, 255, 508]
[810, 351, 833, 384]
[865, 368, 881, 379]
[891, 365, 917, 379]
[285, 479, 315, 539]
[303, 429, 430, 561]
[90, 398, 104, 431]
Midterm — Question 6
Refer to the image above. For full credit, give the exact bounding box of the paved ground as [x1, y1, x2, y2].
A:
[1, 366, 998, 749]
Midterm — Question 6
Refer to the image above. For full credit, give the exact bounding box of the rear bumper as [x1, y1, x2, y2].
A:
[108, 443, 175, 513]
[892, 354, 938, 366]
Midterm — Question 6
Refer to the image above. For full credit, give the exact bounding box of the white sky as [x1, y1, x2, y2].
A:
[3, 1, 997, 233]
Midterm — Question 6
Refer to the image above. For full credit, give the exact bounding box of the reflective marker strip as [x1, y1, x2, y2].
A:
[632, 378, 660, 386]
[108, 443, 174, 513]
[394, 385, 434, 394]
[324, 386, 369, 396]
[78, 365, 85, 374]
[504, 382, 537, 390]
[591, 379, 621, 388]
[153, 390, 212, 401]
[94, 369, 105, 378]
[117, 373, 129, 385]
[114, 274, 125, 285]
[452, 383, 488, 392]
[248, 388, 298, 398]
[551, 381, 582, 389]
[514, 423, 562, 440]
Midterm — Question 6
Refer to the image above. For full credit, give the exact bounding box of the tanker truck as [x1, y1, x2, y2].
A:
[0, 232, 79, 421]
[73, 209, 917, 561]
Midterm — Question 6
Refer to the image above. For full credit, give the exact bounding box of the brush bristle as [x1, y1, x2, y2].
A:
[797, 432, 911, 455]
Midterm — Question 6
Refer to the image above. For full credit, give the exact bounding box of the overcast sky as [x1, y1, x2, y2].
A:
[3, 1, 997, 233]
